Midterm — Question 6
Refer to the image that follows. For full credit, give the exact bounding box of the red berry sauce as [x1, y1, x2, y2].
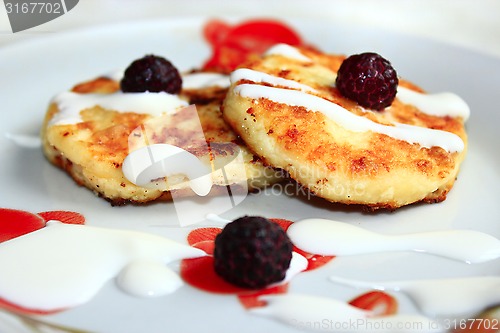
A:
[202, 19, 305, 73]
[181, 218, 398, 314]
[180, 218, 335, 309]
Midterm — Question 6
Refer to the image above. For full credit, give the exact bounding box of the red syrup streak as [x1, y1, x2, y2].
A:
[0, 208, 86, 315]
[202, 19, 305, 73]
[181, 218, 335, 309]
[181, 218, 398, 314]
[349, 291, 398, 316]
[0, 209, 397, 317]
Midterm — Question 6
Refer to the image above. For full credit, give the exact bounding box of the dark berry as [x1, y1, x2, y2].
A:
[120, 55, 182, 94]
[335, 52, 398, 111]
[213, 216, 293, 289]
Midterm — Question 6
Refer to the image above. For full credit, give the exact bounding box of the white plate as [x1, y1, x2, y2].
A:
[0, 17, 499, 333]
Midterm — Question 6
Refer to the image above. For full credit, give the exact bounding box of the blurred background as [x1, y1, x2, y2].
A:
[1, 0, 500, 58]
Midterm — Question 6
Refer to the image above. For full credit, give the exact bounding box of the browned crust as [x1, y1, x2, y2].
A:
[42, 76, 282, 205]
[222, 47, 467, 210]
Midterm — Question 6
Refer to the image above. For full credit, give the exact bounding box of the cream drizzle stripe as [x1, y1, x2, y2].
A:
[234, 84, 464, 152]
[396, 88, 470, 120]
[230, 68, 318, 93]
[263, 44, 470, 120]
[264, 43, 312, 62]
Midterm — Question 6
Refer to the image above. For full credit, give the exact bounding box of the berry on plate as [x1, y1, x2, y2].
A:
[213, 216, 293, 289]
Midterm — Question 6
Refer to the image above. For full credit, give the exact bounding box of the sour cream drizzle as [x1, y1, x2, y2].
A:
[49, 72, 231, 127]
[231, 68, 318, 93]
[329, 276, 500, 318]
[50, 91, 188, 126]
[286, 218, 500, 264]
[264, 44, 469, 120]
[0, 221, 205, 311]
[182, 72, 230, 89]
[276, 252, 308, 285]
[396, 88, 470, 120]
[250, 294, 444, 333]
[4, 133, 42, 148]
[234, 84, 464, 152]
[234, 44, 469, 152]
[265, 43, 312, 62]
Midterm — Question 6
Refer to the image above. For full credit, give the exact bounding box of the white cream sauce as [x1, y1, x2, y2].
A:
[231, 68, 318, 93]
[0, 221, 205, 311]
[397, 87, 470, 120]
[4, 133, 42, 148]
[49, 91, 188, 126]
[117, 261, 184, 297]
[122, 143, 213, 196]
[276, 252, 308, 286]
[265, 43, 312, 62]
[329, 276, 500, 318]
[250, 293, 443, 332]
[287, 218, 500, 263]
[182, 72, 230, 89]
[234, 84, 465, 152]
[49, 72, 233, 127]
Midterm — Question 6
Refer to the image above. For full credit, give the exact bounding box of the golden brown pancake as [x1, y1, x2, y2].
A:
[41, 74, 282, 205]
[222, 46, 468, 210]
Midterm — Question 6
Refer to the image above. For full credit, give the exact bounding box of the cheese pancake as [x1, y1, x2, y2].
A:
[41, 74, 281, 205]
[222, 45, 468, 210]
